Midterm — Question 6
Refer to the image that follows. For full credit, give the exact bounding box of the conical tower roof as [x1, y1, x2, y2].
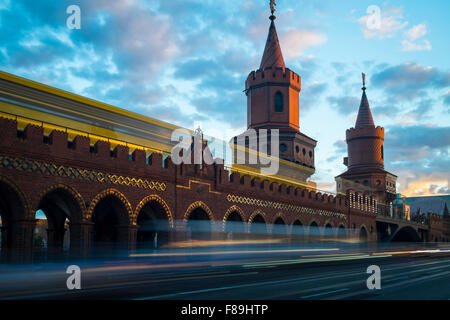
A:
[355, 79, 375, 128]
[260, 16, 285, 70]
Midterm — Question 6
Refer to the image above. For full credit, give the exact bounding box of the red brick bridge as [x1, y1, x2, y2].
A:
[0, 116, 377, 260]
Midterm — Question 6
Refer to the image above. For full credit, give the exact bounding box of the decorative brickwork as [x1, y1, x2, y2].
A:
[226, 194, 347, 220]
[0, 154, 167, 191]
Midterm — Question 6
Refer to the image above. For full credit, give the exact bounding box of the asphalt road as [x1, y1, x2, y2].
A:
[1, 244, 450, 300]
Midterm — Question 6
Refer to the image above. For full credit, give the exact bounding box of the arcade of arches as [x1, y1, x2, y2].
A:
[1, 179, 433, 261]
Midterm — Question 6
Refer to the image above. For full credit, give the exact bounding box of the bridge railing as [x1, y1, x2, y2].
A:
[376, 203, 429, 225]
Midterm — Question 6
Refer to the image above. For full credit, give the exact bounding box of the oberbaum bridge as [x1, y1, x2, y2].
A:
[0, 8, 449, 262]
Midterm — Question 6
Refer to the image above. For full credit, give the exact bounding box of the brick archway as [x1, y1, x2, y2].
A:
[223, 205, 246, 232]
[35, 183, 87, 223]
[134, 194, 173, 227]
[88, 188, 132, 225]
[183, 201, 214, 222]
[0, 175, 30, 220]
[248, 210, 268, 233]
[272, 212, 288, 234]
[248, 209, 267, 223]
[272, 212, 287, 224]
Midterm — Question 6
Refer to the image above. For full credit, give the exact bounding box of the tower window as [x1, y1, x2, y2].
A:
[309, 150, 313, 158]
[280, 143, 287, 152]
[381, 145, 384, 160]
[296, 145, 300, 153]
[274, 92, 283, 112]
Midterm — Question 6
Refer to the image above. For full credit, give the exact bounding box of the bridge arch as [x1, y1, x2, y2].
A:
[184, 201, 213, 240]
[323, 221, 334, 236]
[337, 223, 347, 238]
[183, 201, 214, 222]
[35, 183, 87, 252]
[272, 213, 288, 234]
[223, 205, 246, 234]
[248, 210, 268, 234]
[135, 194, 173, 249]
[134, 194, 173, 227]
[290, 218, 304, 235]
[36, 183, 86, 223]
[308, 220, 320, 238]
[89, 189, 132, 245]
[0, 175, 30, 253]
[359, 225, 368, 241]
[391, 226, 420, 242]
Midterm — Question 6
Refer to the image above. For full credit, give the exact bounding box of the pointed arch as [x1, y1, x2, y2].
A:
[223, 205, 245, 231]
[35, 183, 87, 223]
[248, 210, 267, 223]
[88, 188, 132, 224]
[272, 212, 286, 224]
[0, 175, 30, 220]
[134, 194, 173, 227]
[183, 201, 214, 222]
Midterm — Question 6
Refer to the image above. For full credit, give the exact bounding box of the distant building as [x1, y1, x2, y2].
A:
[406, 195, 450, 216]
[392, 194, 411, 220]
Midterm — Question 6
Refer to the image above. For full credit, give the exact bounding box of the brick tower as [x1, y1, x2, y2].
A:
[232, 7, 316, 183]
[336, 74, 397, 211]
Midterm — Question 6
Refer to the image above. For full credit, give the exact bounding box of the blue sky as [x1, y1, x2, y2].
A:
[0, 0, 449, 197]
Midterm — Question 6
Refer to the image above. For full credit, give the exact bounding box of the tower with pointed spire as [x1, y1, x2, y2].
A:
[336, 75, 397, 209]
[233, 4, 317, 183]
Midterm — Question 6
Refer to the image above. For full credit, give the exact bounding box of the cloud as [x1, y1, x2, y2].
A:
[405, 24, 427, 41]
[279, 29, 327, 59]
[371, 105, 400, 119]
[402, 39, 432, 52]
[383, 125, 450, 196]
[301, 81, 327, 111]
[386, 125, 450, 160]
[326, 95, 360, 114]
[371, 63, 450, 100]
[358, 6, 408, 39]
[399, 174, 449, 197]
[444, 90, 450, 108]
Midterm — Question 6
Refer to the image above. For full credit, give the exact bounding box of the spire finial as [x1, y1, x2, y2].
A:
[362, 72, 366, 91]
[270, 0, 276, 20]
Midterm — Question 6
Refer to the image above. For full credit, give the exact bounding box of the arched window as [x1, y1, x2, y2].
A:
[381, 145, 384, 160]
[274, 92, 283, 112]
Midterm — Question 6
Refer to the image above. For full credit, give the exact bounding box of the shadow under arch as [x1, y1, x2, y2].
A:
[272, 214, 287, 235]
[223, 205, 246, 239]
[0, 176, 30, 258]
[337, 223, 347, 238]
[135, 195, 173, 249]
[359, 225, 368, 242]
[184, 201, 213, 241]
[248, 210, 268, 234]
[308, 220, 320, 239]
[89, 189, 132, 250]
[34, 184, 86, 257]
[391, 226, 420, 242]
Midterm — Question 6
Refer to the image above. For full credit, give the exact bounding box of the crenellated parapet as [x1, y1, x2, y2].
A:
[245, 67, 301, 92]
[346, 125, 384, 141]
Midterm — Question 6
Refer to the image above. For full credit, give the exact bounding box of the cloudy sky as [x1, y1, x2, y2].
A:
[0, 0, 449, 196]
